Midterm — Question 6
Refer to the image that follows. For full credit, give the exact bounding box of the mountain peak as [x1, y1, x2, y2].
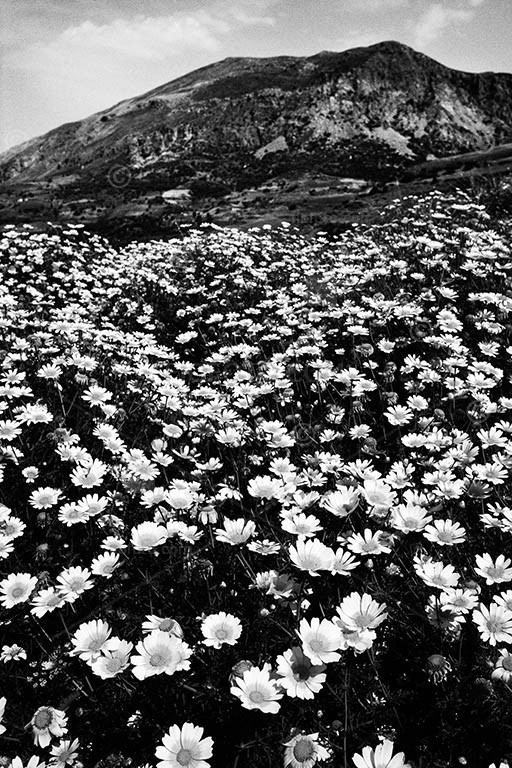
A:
[1, 41, 512, 188]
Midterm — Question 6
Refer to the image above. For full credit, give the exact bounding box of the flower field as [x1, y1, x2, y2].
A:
[1, 190, 512, 768]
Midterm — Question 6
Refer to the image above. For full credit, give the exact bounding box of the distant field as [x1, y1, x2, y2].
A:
[1, 143, 511, 245]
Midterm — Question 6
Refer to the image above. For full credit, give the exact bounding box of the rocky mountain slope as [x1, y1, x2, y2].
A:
[1, 40, 512, 189]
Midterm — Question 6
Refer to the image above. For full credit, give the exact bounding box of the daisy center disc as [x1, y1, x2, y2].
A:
[106, 658, 122, 673]
[159, 619, 174, 632]
[293, 739, 316, 762]
[176, 748, 192, 766]
[292, 663, 311, 680]
[67, 579, 84, 592]
[249, 690, 265, 703]
[34, 709, 53, 729]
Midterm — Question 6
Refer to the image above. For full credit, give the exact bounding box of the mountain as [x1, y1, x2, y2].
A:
[1, 40, 512, 190]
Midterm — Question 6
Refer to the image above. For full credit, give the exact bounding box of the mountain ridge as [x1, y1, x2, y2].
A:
[2, 40, 512, 188]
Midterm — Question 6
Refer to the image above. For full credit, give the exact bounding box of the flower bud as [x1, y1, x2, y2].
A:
[426, 654, 452, 684]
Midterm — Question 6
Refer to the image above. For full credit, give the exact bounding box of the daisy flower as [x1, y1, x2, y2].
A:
[1, 644, 27, 662]
[352, 738, 411, 768]
[298, 617, 342, 665]
[362, 479, 396, 511]
[131, 521, 168, 552]
[491, 648, 512, 683]
[414, 560, 460, 590]
[331, 548, 360, 576]
[439, 588, 479, 615]
[247, 475, 286, 500]
[432, 479, 466, 500]
[142, 616, 184, 637]
[473, 603, 512, 646]
[289, 538, 334, 576]
[49, 738, 80, 768]
[423, 519, 466, 546]
[141, 487, 168, 509]
[385, 405, 414, 426]
[349, 425, 373, 440]
[275, 646, 326, 699]
[336, 592, 388, 632]
[155, 722, 213, 768]
[338, 626, 376, 654]
[320, 487, 360, 517]
[70, 459, 107, 488]
[493, 590, 512, 612]
[70, 620, 116, 662]
[58, 503, 88, 526]
[230, 663, 283, 713]
[31, 706, 68, 748]
[91, 552, 120, 579]
[390, 504, 432, 533]
[214, 518, 256, 545]
[82, 385, 112, 406]
[90, 639, 133, 679]
[129, 457, 160, 481]
[0, 696, 6, 735]
[266, 572, 296, 599]
[426, 594, 465, 634]
[346, 529, 391, 556]
[284, 732, 330, 768]
[1, 515, 25, 540]
[101, 536, 127, 552]
[0, 536, 14, 559]
[31, 587, 66, 618]
[29, 487, 62, 509]
[247, 539, 281, 555]
[0, 572, 38, 609]
[69, 354, 97, 371]
[162, 424, 183, 439]
[281, 513, 323, 538]
[17, 403, 53, 425]
[406, 395, 428, 411]
[201, 612, 242, 649]
[166, 487, 195, 510]
[0, 420, 22, 440]
[56, 566, 94, 601]
[177, 524, 203, 544]
[37, 363, 63, 380]
[475, 553, 512, 585]
[131, 630, 192, 680]
[10, 756, 46, 768]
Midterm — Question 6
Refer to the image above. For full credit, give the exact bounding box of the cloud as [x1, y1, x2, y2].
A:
[29, 12, 230, 67]
[10, 3, 279, 73]
[413, 3, 475, 48]
[348, 0, 410, 9]
[0, 3, 278, 148]
[230, 8, 276, 26]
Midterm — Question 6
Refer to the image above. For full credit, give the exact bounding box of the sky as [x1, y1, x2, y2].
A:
[1, 0, 510, 152]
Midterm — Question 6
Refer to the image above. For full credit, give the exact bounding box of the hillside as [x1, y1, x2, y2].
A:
[2, 40, 512, 189]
